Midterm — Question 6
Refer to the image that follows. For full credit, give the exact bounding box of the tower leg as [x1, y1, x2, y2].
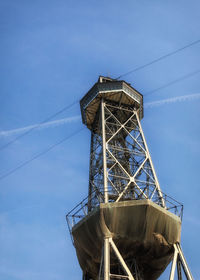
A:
[104, 237, 110, 280]
[100, 237, 136, 280]
[170, 244, 178, 280]
[169, 243, 193, 280]
[177, 258, 182, 280]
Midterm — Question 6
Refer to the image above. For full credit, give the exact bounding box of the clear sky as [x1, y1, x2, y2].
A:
[0, 0, 200, 279]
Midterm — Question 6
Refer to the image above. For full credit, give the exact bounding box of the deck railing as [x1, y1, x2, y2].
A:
[66, 187, 183, 237]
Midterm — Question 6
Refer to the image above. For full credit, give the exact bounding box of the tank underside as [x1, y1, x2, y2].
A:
[72, 200, 181, 280]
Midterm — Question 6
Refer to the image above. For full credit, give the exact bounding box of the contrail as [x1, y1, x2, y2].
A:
[0, 115, 81, 138]
[0, 93, 199, 138]
[144, 93, 200, 108]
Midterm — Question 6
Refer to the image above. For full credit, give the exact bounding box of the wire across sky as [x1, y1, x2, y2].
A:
[116, 38, 200, 79]
[0, 38, 200, 182]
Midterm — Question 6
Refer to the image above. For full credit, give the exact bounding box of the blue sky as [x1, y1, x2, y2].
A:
[0, 0, 200, 279]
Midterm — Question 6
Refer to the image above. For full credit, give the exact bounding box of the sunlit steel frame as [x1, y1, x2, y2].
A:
[88, 98, 167, 279]
[169, 243, 193, 280]
[88, 98, 165, 212]
[99, 237, 137, 280]
[84, 98, 193, 280]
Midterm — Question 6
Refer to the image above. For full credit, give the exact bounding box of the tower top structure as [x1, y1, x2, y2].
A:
[80, 76, 143, 130]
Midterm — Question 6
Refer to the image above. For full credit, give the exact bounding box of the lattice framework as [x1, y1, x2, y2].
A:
[88, 99, 165, 210]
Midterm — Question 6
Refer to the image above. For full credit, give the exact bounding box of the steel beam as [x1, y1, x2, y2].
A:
[169, 243, 193, 280]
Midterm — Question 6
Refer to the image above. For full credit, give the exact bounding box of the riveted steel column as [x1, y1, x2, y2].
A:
[104, 237, 110, 280]
[101, 99, 108, 203]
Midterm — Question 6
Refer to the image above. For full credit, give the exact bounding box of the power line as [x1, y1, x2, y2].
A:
[2, 36, 199, 152]
[1, 38, 199, 154]
[144, 69, 200, 97]
[0, 128, 83, 182]
[0, 100, 79, 152]
[116, 39, 200, 79]
[1, 68, 200, 182]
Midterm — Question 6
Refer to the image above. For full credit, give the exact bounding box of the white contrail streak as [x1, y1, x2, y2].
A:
[0, 115, 81, 138]
[144, 93, 200, 108]
[0, 93, 199, 138]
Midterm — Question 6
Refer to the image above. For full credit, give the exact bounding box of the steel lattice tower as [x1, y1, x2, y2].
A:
[66, 76, 193, 280]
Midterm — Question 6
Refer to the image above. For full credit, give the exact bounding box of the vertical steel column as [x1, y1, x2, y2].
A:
[102, 99, 110, 279]
[101, 99, 108, 203]
[88, 131, 94, 212]
[104, 237, 110, 280]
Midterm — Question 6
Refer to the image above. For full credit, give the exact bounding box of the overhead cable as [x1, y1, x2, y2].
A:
[0, 128, 83, 181]
[1, 68, 200, 181]
[144, 69, 200, 97]
[0, 100, 78, 152]
[116, 39, 200, 79]
[2, 36, 199, 151]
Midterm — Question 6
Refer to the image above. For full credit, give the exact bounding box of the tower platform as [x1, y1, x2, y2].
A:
[71, 200, 181, 280]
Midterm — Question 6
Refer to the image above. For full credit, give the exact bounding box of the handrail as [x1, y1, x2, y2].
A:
[66, 187, 183, 238]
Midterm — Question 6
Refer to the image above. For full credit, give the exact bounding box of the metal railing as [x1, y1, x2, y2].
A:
[66, 187, 183, 237]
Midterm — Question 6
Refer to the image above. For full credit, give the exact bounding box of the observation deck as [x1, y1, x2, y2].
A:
[66, 190, 183, 280]
[80, 76, 143, 130]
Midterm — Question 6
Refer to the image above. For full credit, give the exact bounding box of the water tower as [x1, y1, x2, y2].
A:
[66, 76, 193, 280]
